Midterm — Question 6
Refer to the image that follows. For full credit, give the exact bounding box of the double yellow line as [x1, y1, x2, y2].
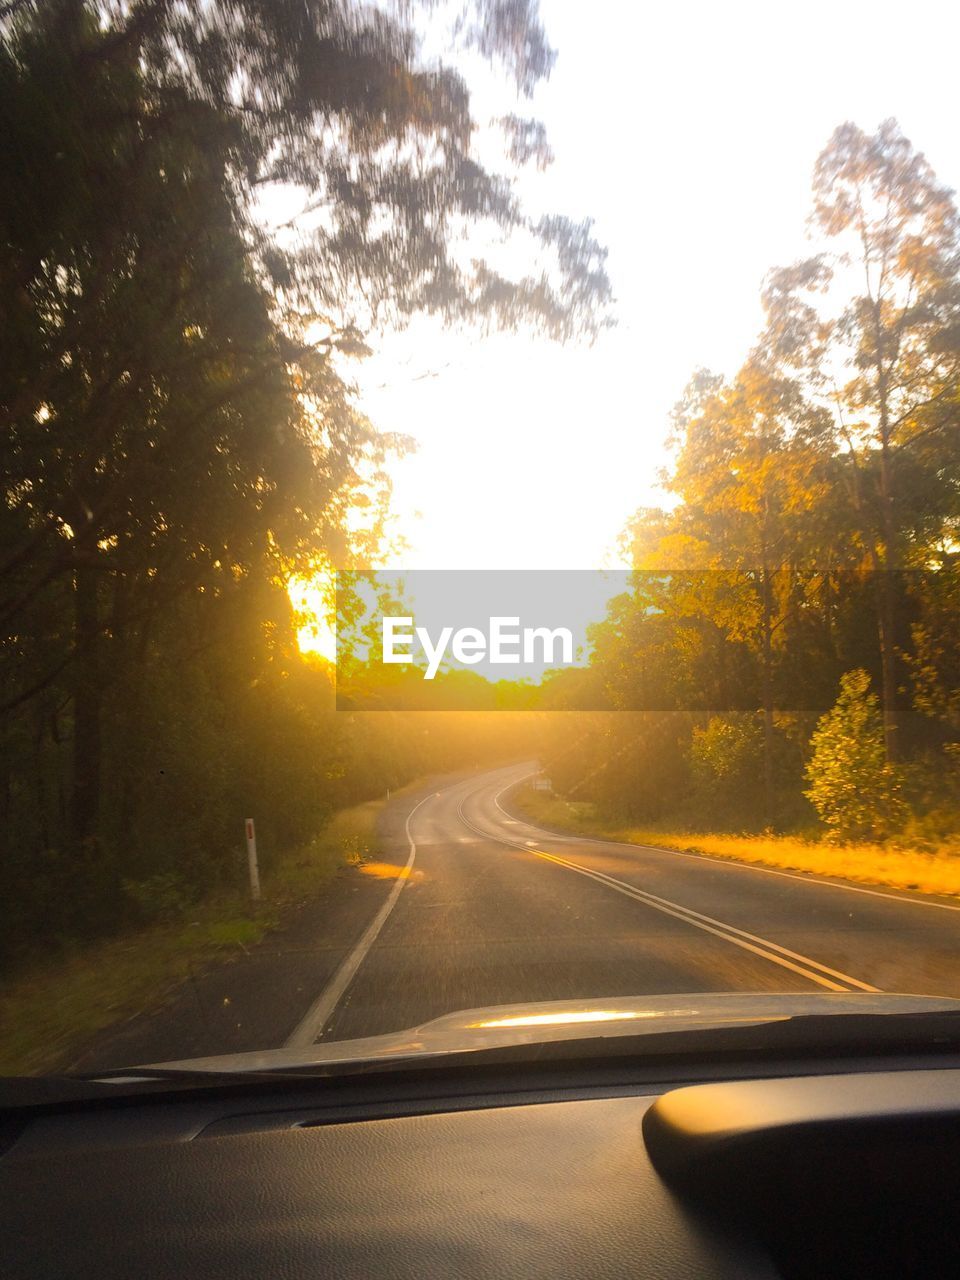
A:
[531, 848, 880, 994]
[458, 780, 880, 995]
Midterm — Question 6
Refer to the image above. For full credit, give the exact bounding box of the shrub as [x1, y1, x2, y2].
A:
[123, 872, 191, 923]
[691, 715, 763, 786]
[804, 670, 906, 841]
[689, 714, 766, 825]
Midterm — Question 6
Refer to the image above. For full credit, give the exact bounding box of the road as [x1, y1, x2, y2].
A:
[74, 761, 960, 1071]
[300, 763, 960, 1045]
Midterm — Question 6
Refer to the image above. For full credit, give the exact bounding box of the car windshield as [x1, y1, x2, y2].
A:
[2, 0, 960, 1080]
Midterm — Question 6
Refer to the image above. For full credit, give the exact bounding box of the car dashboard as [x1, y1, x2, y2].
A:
[4, 1047, 960, 1278]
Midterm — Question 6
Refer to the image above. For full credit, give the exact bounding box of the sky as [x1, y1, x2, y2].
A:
[290, 0, 960, 660]
[346, 0, 960, 574]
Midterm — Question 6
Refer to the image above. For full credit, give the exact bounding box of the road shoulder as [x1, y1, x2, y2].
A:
[14, 783, 442, 1075]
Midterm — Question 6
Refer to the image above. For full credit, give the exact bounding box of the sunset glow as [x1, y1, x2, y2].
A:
[288, 573, 337, 661]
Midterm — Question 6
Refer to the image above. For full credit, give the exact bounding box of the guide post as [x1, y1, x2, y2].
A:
[244, 817, 261, 901]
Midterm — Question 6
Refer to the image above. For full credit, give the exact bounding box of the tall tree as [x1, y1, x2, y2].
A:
[626, 362, 830, 821]
[0, 0, 611, 856]
[761, 120, 960, 758]
[609, 349, 894, 827]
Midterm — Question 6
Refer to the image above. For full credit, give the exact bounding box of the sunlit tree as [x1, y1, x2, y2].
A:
[805, 669, 906, 840]
[761, 120, 960, 758]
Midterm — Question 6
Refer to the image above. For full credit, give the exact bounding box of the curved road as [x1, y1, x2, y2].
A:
[303, 763, 960, 1046]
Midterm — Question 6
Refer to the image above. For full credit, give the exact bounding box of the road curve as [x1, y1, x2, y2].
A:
[315, 763, 960, 1044]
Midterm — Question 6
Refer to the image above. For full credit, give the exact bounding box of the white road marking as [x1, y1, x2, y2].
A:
[285, 789, 436, 1047]
[289, 765, 903, 1047]
[533, 848, 880, 994]
[494, 783, 532, 819]
[459, 778, 880, 995]
[494, 778, 960, 914]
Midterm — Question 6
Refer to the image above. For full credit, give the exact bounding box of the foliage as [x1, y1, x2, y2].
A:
[905, 561, 960, 736]
[804, 671, 907, 841]
[760, 120, 960, 758]
[122, 873, 192, 924]
[512, 784, 960, 899]
[540, 120, 960, 845]
[0, 0, 608, 964]
[690, 715, 765, 822]
[535, 711, 691, 824]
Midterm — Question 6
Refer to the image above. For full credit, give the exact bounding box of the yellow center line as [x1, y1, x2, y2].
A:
[459, 779, 881, 994]
[532, 848, 880, 994]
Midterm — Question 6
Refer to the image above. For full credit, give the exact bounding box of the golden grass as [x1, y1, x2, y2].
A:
[0, 790, 398, 1077]
[511, 787, 960, 900]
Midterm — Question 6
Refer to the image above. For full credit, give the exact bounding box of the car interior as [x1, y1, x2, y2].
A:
[5, 1012, 960, 1279]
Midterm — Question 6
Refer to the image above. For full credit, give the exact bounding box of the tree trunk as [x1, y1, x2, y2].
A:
[760, 567, 775, 828]
[116, 606, 155, 843]
[877, 558, 899, 762]
[71, 557, 102, 853]
[877, 369, 900, 763]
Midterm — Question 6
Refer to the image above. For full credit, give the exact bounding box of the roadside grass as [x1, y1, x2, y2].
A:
[510, 786, 960, 900]
[0, 791, 396, 1077]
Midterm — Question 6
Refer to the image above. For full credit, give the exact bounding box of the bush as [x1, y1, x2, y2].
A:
[804, 670, 906, 841]
[691, 715, 763, 787]
[689, 714, 768, 826]
[123, 873, 191, 923]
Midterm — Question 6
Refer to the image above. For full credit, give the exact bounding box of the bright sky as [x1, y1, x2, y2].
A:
[290, 0, 960, 659]
[351, 0, 960, 573]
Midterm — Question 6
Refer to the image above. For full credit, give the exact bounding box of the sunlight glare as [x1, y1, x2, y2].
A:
[288, 571, 337, 661]
[471, 1009, 679, 1029]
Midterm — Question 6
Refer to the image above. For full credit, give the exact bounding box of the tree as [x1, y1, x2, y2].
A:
[616, 362, 832, 821]
[906, 558, 960, 738]
[804, 669, 906, 841]
[689, 714, 765, 826]
[761, 120, 960, 760]
[0, 19, 343, 853]
[0, 0, 612, 946]
[0, 2, 611, 860]
[670, 362, 833, 819]
[546, 121, 960, 841]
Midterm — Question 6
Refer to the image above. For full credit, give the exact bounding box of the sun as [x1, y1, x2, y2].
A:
[288, 571, 337, 662]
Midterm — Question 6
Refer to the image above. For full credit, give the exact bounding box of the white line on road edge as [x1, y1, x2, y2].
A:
[285, 789, 436, 1047]
[459, 776, 880, 995]
[495, 777, 960, 914]
[496, 773, 960, 916]
[532, 849, 880, 994]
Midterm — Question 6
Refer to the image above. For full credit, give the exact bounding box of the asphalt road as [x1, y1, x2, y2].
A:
[74, 761, 960, 1071]
[312, 762, 960, 1044]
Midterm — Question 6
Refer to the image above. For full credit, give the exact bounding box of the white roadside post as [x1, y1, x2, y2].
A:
[244, 817, 261, 901]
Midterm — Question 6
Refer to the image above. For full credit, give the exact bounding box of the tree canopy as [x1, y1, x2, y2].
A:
[539, 121, 960, 839]
[0, 0, 611, 960]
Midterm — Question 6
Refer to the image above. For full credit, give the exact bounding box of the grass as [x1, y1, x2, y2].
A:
[0, 790, 397, 1077]
[510, 786, 960, 900]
